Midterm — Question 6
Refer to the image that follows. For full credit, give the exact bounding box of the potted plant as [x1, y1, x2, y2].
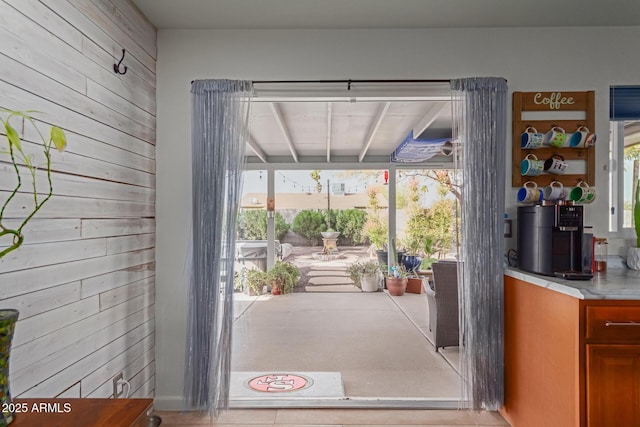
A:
[348, 260, 381, 292]
[628, 179, 640, 270]
[385, 264, 409, 296]
[400, 236, 422, 274]
[420, 237, 439, 271]
[243, 268, 268, 296]
[1, 108, 66, 424]
[266, 261, 300, 295]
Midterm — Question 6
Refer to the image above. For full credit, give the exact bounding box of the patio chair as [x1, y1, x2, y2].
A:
[425, 260, 459, 352]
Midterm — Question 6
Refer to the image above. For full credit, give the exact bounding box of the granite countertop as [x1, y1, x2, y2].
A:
[504, 267, 640, 300]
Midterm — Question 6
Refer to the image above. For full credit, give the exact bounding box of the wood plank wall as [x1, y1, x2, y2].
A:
[0, 0, 156, 399]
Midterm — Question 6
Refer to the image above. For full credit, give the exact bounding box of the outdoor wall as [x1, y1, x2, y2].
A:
[0, 1, 156, 398]
[155, 26, 640, 408]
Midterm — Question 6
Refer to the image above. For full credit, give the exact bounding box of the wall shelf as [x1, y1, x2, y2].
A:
[512, 91, 596, 188]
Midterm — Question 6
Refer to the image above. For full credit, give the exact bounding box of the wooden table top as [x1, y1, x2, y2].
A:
[11, 398, 153, 427]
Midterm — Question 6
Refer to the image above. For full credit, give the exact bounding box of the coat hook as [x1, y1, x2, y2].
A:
[113, 49, 128, 75]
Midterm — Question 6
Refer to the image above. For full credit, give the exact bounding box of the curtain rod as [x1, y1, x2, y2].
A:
[190, 79, 451, 89]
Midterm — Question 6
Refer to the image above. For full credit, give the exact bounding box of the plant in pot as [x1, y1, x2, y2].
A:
[419, 236, 439, 271]
[266, 261, 300, 295]
[628, 179, 640, 270]
[385, 264, 409, 296]
[400, 235, 422, 274]
[348, 260, 381, 292]
[243, 268, 268, 296]
[0, 109, 66, 425]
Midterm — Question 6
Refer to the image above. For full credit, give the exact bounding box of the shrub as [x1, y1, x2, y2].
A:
[335, 209, 367, 245]
[291, 210, 326, 245]
[238, 209, 289, 241]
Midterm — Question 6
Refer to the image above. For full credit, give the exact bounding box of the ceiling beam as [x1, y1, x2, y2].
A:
[412, 102, 450, 137]
[269, 102, 299, 163]
[326, 102, 332, 162]
[358, 102, 391, 163]
[247, 134, 267, 163]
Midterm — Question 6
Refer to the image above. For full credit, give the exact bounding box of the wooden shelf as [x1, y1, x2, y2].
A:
[512, 91, 596, 188]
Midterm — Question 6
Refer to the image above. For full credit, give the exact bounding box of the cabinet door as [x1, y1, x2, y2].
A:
[587, 345, 640, 426]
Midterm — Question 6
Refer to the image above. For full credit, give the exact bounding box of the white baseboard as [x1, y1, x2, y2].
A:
[153, 395, 184, 411]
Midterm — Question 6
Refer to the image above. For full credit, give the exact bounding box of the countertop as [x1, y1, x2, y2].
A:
[504, 266, 640, 300]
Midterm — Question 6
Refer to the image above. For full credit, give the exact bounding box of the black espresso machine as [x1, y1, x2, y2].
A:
[517, 204, 593, 279]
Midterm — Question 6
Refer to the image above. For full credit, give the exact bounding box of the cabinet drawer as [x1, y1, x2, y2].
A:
[586, 306, 640, 342]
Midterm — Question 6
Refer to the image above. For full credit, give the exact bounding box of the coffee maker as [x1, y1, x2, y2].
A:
[517, 204, 593, 279]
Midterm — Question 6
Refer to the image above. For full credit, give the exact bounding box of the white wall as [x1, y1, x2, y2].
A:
[155, 26, 640, 407]
[0, 0, 156, 398]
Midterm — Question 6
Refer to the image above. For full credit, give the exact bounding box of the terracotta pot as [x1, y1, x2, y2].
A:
[271, 280, 282, 295]
[405, 277, 424, 294]
[386, 277, 407, 296]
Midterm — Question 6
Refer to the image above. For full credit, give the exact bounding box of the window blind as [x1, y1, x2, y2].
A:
[610, 86, 640, 120]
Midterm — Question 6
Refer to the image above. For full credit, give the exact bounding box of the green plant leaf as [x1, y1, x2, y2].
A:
[4, 123, 21, 150]
[50, 126, 66, 152]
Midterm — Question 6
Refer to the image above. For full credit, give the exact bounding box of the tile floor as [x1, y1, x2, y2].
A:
[155, 408, 509, 426]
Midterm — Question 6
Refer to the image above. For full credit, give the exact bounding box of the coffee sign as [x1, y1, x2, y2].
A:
[520, 91, 588, 111]
[533, 92, 575, 110]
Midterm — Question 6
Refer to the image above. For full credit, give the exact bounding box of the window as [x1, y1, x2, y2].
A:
[609, 86, 640, 233]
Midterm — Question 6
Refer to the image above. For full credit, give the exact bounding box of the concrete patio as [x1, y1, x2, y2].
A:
[231, 287, 461, 407]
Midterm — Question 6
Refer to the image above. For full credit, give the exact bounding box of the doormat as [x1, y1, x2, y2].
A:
[230, 371, 344, 400]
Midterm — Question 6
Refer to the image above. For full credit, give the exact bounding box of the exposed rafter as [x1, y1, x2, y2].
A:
[247, 134, 267, 163]
[326, 102, 332, 162]
[412, 102, 450, 138]
[269, 102, 299, 163]
[358, 102, 391, 162]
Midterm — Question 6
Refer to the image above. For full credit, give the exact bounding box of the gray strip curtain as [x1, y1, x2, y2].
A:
[184, 80, 252, 415]
[451, 77, 507, 410]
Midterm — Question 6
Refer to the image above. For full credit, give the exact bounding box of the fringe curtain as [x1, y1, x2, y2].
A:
[451, 77, 507, 411]
[184, 80, 252, 416]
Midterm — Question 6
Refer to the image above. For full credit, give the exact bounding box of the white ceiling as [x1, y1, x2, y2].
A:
[135, 1, 640, 165]
[133, 0, 640, 30]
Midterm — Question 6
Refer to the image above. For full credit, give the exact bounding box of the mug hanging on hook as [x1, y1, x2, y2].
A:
[113, 49, 128, 75]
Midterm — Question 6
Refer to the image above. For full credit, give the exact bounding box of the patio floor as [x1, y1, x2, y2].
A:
[231, 247, 462, 407]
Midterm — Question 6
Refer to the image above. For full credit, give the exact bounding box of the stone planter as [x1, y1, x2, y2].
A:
[321, 231, 340, 239]
[360, 273, 380, 292]
[628, 247, 640, 270]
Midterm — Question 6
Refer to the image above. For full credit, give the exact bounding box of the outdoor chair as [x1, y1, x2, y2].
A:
[425, 260, 459, 352]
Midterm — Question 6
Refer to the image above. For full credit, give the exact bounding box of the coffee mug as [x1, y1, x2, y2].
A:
[521, 154, 544, 176]
[569, 125, 597, 148]
[517, 181, 543, 204]
[543, 181, 568, 201]
[521, 126, 544, 149]
[545, 126, 567, 148]
[569, 181, 596, 203]
[544, 154, 568, 174]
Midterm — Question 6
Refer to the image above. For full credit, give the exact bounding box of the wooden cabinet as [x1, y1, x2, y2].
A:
[585, 305, 640, 426]
[502, 276, 640, 427]
[587, 345, 640, 425]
